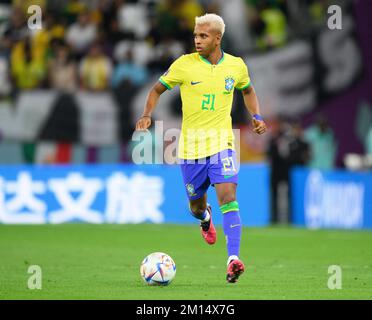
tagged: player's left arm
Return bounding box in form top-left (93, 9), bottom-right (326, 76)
top-left (241, 85), bottom-right (267, 135)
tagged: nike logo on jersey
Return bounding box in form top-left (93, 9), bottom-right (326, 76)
top-left (191, 81), bottom-right (202, 85)
top-left (230, 224), bottom-right (241, 228)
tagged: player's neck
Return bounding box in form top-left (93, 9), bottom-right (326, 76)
top-left (202, 48), bottom-right (223, 65)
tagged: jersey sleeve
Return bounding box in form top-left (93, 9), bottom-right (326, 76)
top-left (158, 56), bottom-right (185, 90)
top-left (235, 58), bottom-right (251, 90)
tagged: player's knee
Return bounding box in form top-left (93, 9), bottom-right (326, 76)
top-left (220, 195), bottom-right (236, 206)
top-left (189, 202), bottom-right (207, 215)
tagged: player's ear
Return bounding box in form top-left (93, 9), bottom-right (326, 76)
top-left (216, 32), bottom-right (222, 45)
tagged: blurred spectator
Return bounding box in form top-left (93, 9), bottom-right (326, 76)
top-left (79, 43), bottom-right (112, 91)
top-left (287, 120), bottom-right (310, 222)
top-left (98, 0), bottom-right (120, 34)
top-left (32, 13), bottom-right (65, 64)
top-left (308, 0), bottom-right (328, 26)
top-left (108, 18), bottom-right (132, 47)
top-left (65, 11), bottom-right (97, 58)
top-left (366, 125), bottom-right (372, 155)
top-left (117, 0), bottom-right (149, 39)
top-left (0, 30), bottom-right (12, 60)
top-left (147, 16), bottom-right (164, 46)
top-left (304, 114), bottom-right (337, 170)
top-left (156, 0), bottom-right (203, 36)
top-left (252, 1), bottom-right (288, 50)
top-left (63, 0), bottom-right (88, 24)
top-left (147, 36), bottom-right (185, 73)
top-left (94, 2), bottom-right (135, 58)
top-left (155, 0), bottom-right (180, 37)
top-left (266, 117), bottom-right (292, 223)
top-left (111, 48), bottom-right (149, 88)
top-left (174, 0), bottom-right (204, 31)
top-left (48, 44), bottom-right (78, 92)
top-left (217, 0), bottom-right (251, 53)
top-left (12, 0), bottom-right (46, 15)
top-left (249, 6), bottom-right (266, 44)
top-left (11, 37), bottom-right (46, 89)
top-left (113, 78), bottom-right (137, 143)
top-left (0, 43), bottom-right (11, 97)
top-left (114, 39), bottom-right (152, 67)
top-left (3, 7), bottom-right (28, 44)
top-left (288, 120), bottom-right (311, 167)
top-left (175, 17), bottom-right (195, 52)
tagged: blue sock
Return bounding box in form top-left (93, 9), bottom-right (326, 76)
top-left (221, 202), bottom-right (241, 258)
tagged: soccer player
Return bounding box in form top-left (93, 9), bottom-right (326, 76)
top-left (135, 13), bottom-right (266, 283)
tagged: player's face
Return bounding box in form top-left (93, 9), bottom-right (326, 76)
top-left (194, 24), bottom-right (221, 57)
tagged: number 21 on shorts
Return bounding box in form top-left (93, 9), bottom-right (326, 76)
top-left (222, 156), bottom-right (236, 172)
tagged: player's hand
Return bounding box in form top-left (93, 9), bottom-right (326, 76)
top-left (252, 118), bottom-right (266, 135)
top-left (135, 116), bottom-right (152, 131)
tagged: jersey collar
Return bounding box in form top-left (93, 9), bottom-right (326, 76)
top-left (199, 50), bottom-right (225, 66)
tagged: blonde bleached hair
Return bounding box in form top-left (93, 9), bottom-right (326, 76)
top-left (195, 13), bottom-right (225, 37)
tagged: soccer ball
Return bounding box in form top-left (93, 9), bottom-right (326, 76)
top-left (140, 252), bottom-right (176, 286)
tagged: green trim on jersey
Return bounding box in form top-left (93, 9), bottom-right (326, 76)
top-left (159, 78), bottom-right (172, 90)
top-left (235, 81), bottom-right (251, 91)
top-left (198, 50), bottom-right (225, 65)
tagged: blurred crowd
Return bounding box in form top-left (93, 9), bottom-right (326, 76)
top-left (0, 0), bottom-right (334, 96)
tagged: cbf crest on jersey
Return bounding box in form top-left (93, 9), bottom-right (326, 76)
top-left (186, 184), bottom-right (196, 197)
top-left (224, 76), bottom-right (235, 94)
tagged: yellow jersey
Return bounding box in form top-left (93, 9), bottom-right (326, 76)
top-left (159, 51), bottom-right (251, 160)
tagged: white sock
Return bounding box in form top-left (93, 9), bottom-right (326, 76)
top-left (227, 255), bottom-right (239, 266)
top-left (189, 203), bottom-right (211, 222)
top-left (201, 209), bottom-right (210, 223)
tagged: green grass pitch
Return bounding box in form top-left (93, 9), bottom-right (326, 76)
top-left (0, 224), bottom-right (371, 300)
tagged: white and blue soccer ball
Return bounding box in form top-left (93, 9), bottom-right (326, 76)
top-left (140, 252), bottom-right (176, 286)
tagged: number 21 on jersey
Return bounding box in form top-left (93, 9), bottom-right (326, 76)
top-left (201, 94), bottom-right (215, 111)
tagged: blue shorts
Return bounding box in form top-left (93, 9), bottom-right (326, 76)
top-left (180, 149), bottom-right (239, 200)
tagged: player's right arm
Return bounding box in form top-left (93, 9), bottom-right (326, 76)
top-left (135, 82), bottom-right (167, 131)
top-left (135, 56), bottom-right (184, 131)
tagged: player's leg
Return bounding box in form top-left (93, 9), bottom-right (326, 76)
top-left (189, 193), bottom-right (216, 245)
top-left (215, 182), bottom-right (245, 283)
top-left (209, 149), bottom-right (244, 282)
top-left (189, 193), bottom-right (208, 218)
top-left (215, 182), bottom-right (242, 261)
top-left (180, 159), bottom-right (216, 244)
